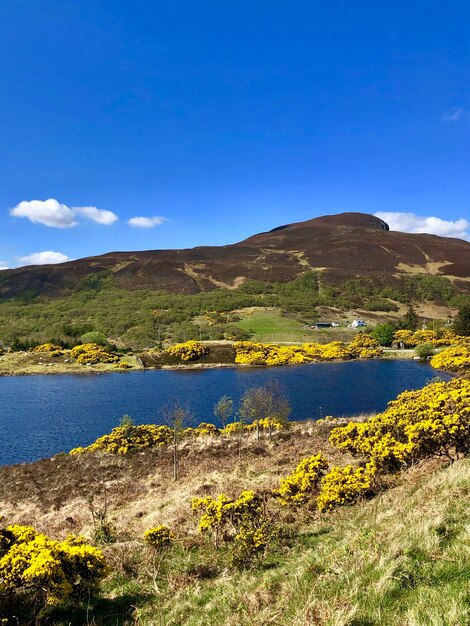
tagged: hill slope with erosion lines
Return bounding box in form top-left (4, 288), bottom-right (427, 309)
top-left (1, 212), bottom-right (469, 301)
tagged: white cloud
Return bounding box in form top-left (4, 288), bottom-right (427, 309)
top-left (128, 216), bottom-right (167, 229)
top-left (15, 251), bottom-right (70, 266)
top-left (0, 261), bottom-right (9, 271)
top-left (75, 206), bottom-right (118, 225)
top-left (442, 108), bottom-right (463, 122)
top-left (10, 198), bottom-right (118, 228)
top-left (11, 199), bottom-right (77, 228)
top-left (374, 212), bottom-right (470, 241)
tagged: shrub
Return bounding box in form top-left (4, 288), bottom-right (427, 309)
top-left (30, 343), bottom-right (65, 356)
top-left (233, 339), bottom-right (382, 366)
top-left (114, 360), bottom-right (132, 369)
top-left (231, 518), bottom-right (275, 568)
top-left (430, 345), bottom-right (470, 372)
top-left (276, 453), bottom-right (329, 507)
top-left (80, 331), bottom-right (108, 346)
top-left (317, 462), bottom-right (376, 511)
top-left (348, 332), bottom-right (380, 350)
top-left (70, 423), bottom-right (172, 455)
top-left (190, 422), bottom-right (220, 437)
top-left (246, 417), bottom-right (286, 433)
top-left (70, 343), bottom-right (118, 365)
top-left (167, 341), bottom-right (208, 361)
top-left (329, 378), bottom-right (470, 469)
top-left (394, 329), bottom-right (416, 348)
top-left (221, 421), bottom-right (247, 435)
top-left (0, 524), bottom-right (107, 615)
top-left (394, 329), bottom-right (459, 349)
top-left (192, 490), bottom-right (273, 567)
top-left (143, 526), bottom-right (175, 549)
top-left (414, 343), bottom-right (435, 360)
top-left (372, 323), bottom-right (395, 347)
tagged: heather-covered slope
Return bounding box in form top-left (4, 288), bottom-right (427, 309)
top-left (1, 212), bottom-right (469, 300)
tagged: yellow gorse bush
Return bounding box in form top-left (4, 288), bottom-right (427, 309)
top-left (143, 525), bottom-right (175, 549)
top-left (218, 418), bottom-right (288, 436)
top-left (430, 345), bottom-right (470, 372)
top-left (276, 452), bottom-right (329, 507)
top-left (192, 490), bottom-right (262, 537)
top-left (31, 343), bottom-right (63, 353)
top-left (115, 360), bottom-right (132, 369)
top-left (184, 422), bottom-right (220, 437)
top-left (232, 517), bottom-right (275, 567)
top-left (31, 343), bottom-right (65, 356)
top-left (329, 378), bottom-right (470, 470)
top-left (69, 423), bottom-right (173, 455)
top-left (394, 329), bottom-right (464, 348)
top-left (69, 420), bottom-right (239, 455)
top-left (246, 417), bottom-right (285, 432)
top-left (192, 490), bottom-right (272, 565)
top-left (167, 341), bottom-right (208, 361)
top-left (70, 343), bottom-right (119, 364)
top-left (347, 333), bottom-right (383, 358)
top-left (0, 524), bottom-right (107, 607)
top-left (221, 421), bottom-right (246, 435)
top-left (233, 337), bottom-right (382, 367)
top-left (317, 462), bottom-right (376, 511)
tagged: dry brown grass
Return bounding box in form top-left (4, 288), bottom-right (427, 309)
top-left (0, 422), bottom-right (352, 540)
top-left (1, 422), bottom-right (468, 625)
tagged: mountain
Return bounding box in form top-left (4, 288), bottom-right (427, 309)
top-left (1, 212), bottom-right (469, 301)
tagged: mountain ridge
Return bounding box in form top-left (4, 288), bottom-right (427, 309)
top-left (1, 212), bottom-right (469, 301)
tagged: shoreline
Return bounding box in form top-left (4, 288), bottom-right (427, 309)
top-left (0, 348), bottom-right (419, 378)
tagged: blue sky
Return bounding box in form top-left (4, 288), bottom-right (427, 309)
top-left (0, 1), bottom-right (469, 269)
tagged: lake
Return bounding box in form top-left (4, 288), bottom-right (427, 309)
top-left (0, 360), bottom-right (450, 466)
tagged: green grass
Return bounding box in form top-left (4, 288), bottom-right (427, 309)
top-left (137, 460), bottom-right (470, 626)
top-left (234, 308), bottom-right (358, 344)
top-left (233, 308), bottom-right (312, 342)
top-left (46, 459), bottom-right (470, 626)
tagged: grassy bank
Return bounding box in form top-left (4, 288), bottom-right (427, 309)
top-left (0, 418), bottom-right (468, 625)
top-left (0, 350), bottom-right (143, 376)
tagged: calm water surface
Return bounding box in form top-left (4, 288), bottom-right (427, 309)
top-left (0, 360), bottom-right (450, 466)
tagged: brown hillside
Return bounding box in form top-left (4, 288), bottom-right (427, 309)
top-left (0, 212), bottom-right (469, 299)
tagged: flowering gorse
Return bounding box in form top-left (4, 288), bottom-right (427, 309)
top-left (70, 423), bottom-right (173, 454)
top-left (143, 525), bottom-right (175, 549)
top-left (70, 343), bottom-right (118, 364)
top-left (394, 329), bottom-right (465, 348)
top-left (167, 341), bottom-right (208, 361)
top-left (0, 524), bottom-right (107, 610)
top-left (183, 422), bottom-right (220, 437)
top-left (329, 378), bottom-right (470, 470)
top-left (276, 453), bottom-right (329, 507)
top-left (317, 462), bottom-right (376, 511)
top-left (233, 337), bottom-right (382, 367)
top-left (31, 343), bottom-right (65, 356)
top-left (430, 345), bottom-right (470, 372)
top-left (191, 490), bottom-right (273, 565)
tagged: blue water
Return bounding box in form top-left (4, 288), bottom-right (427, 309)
top-left (0, 360), bottom-right (450, 466)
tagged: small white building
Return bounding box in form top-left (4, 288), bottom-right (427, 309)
top-left (351, 319), bottom-right (367, 328)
